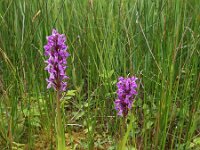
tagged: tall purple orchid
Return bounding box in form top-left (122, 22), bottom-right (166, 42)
top-left (44, 29), bottom-right (69, 92)
top-left (44, 29), bottom-right (69, 150)
top-left (114, 76), bottom-right (138, 117)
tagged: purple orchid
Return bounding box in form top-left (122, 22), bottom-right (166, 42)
top-left (44, 29), bottom-right (69, 91)
top-left (114, 76), bottom-right (138, 117)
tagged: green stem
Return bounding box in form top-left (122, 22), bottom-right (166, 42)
top-left (121, 114), bottom-right (134, 150)
top-left (118, 117), bottom-right (126, 150)
top-left (56, 91), bottom-right (66, 150)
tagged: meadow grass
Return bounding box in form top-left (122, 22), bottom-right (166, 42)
top-left (0, 0), bottom-right (199, 149)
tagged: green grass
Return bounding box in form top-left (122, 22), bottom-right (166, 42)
top-left (0, 0), bottom-right (199, 149)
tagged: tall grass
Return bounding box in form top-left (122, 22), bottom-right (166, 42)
top-left (0, 0), bottom-right (199, 149)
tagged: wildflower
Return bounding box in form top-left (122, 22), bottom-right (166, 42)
top-left (44, 29), bottom-right (69, 91)
top-left (114, 76), bottom-right (138, 117)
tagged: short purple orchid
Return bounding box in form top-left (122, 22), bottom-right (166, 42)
top-left (114, 76), bottom-right (138, 117)
top-left (44, 29), bottom-right (69, 92)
